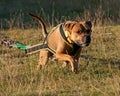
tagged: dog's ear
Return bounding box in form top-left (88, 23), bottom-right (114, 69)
top-left (64, 21), bottom-right (77, 33)
top-left (80, 21), bottom-right (92, 30)
top-left (85, 21), bottom-right (92, 29)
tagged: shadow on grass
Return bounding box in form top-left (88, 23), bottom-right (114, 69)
top-left (81, 55), bottom-right (120, 66)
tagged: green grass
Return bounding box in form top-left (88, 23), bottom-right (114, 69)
top-left (0, 25), bottom-right (120, 96)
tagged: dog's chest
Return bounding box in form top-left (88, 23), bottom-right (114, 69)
top-left (64, 44), bottom-right (80, 56)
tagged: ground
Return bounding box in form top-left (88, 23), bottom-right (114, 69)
top-left (0, 25), bottom-right (120, 96)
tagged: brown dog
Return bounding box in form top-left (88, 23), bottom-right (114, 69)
top-left (29, 13), bottom-right (92, 73)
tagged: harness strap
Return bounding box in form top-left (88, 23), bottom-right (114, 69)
top-left (59, 24), bottom-right (73, 47)
top-left (25, 43), bottom-right (55, 55)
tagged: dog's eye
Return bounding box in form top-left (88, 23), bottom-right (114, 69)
top-left (77, 30), bottom-right (82, 34)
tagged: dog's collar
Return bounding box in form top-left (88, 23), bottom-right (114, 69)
top-left (59, 24), bottom-right (74, 46)
top-left (64, 30), bottom-right (73, 44)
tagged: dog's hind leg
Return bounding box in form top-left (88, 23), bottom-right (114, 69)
top-left (36, 50), bottom-right (52, 70)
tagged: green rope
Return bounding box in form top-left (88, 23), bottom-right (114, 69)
top-left (14, 43), bottom-right (30, 50)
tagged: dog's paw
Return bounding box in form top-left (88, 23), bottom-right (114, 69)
top-left (71, 61), bottom-right (78, 74)
top-left (62, 61), bottom-right (69, 68)
top-left (36, 65), bottom-right (42, 71)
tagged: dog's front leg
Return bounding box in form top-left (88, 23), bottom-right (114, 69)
top-left (55, 52), bottom-right (77, 73)
top-left (73, 48), bottom-right (82, 73)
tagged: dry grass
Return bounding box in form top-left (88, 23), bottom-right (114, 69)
top-left (0, 1), bottom-right (120, 96)
top-left (0, 25), bottom-right (120, 96)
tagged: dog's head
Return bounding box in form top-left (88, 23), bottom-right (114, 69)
top-left (64, 21), bottom-right (92, 46)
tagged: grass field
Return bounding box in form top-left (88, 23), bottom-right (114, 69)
top-left (0, 25), bottom-right (120, 96)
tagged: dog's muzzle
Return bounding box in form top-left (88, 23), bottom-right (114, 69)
top-left (80, 36), bottom-right (91, 46)
top-left (85, 36), bottom-right (91, 46)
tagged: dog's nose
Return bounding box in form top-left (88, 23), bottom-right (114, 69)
top-left (86, 36), bottom-right (91, 43)
top-left (86, 36), bottom-right (91, 41)
top-left (83, 36), bottom-right (91, 44)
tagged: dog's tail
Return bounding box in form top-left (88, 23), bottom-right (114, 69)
top-left (29, 13), bottom-right (47, 38)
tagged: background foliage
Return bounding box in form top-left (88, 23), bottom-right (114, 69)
top-left (0, 0), bottom-right (120, 28)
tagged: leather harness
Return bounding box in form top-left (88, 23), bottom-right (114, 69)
top-left (25, 23), bottom-right (80, 55)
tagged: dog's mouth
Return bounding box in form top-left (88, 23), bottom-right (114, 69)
top-left (80, 43), bottom-right (90, 46)
top-left (76, 42), bottom-right (90, 47)
top-left (75, 36), bottom-right (91, 47)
